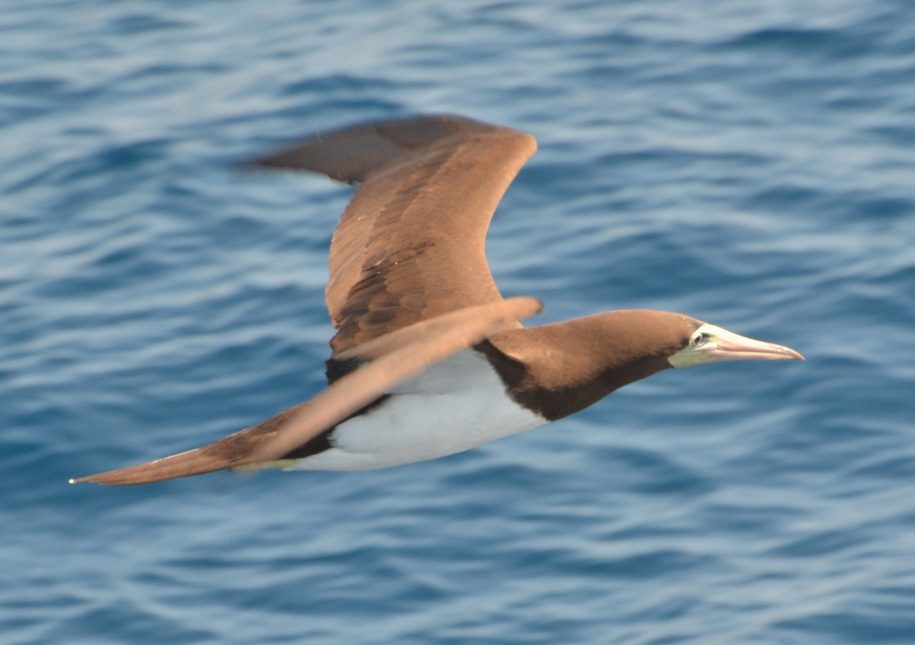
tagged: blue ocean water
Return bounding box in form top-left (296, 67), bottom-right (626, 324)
top-left (3, 0), bottom-right (915, 642)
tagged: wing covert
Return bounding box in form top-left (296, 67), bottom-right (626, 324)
top-left (253, 115), bottom-right (537, 354)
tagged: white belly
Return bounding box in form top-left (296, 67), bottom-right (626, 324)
top-left (288, 350), bottom-right (546, 471)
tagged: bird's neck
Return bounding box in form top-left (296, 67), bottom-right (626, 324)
top-left (480, 313), bottom-right (673, 421)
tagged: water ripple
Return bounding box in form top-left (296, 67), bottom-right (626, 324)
top-left (3, 0), bottom-right (915, 643)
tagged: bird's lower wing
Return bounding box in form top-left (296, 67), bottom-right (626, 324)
top-left (70, 297), bottom-right (543, 485)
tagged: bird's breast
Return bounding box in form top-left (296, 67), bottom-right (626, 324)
top-left (288, 350), bottom-right (546, 471)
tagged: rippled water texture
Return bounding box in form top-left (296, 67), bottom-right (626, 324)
top-left (3, 1), bottom-right (915, 643)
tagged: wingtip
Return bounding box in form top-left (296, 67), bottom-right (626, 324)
top-left (530, 296), bottom-right (545, 316)
top-left (505, 295), bottom-right (545, 319)
top-left (69, 474), bottom-right (100, 485)
top-left (66, 446), bottom-right (237, 486)
top-left (67, 470), bottom-right (132, 486)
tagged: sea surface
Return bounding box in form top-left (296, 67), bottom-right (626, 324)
top-left (3, 1), bottom-right (915, 643)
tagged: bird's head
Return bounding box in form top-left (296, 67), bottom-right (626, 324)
top-left (583, 310), bottom-right (804, 412)
top-left (486, 309), bottom-right (803, 421)
top-left (564, 309), bottom-right (804, 371)
top-left (666, 319), bottom-right (804, 368)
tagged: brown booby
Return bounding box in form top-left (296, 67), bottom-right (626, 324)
top-left (71, 115), bottom-right (802, 485)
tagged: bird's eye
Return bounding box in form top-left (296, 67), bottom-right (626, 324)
top-left (693, 332), bottom-right (709, 345)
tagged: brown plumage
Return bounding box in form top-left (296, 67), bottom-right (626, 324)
top-left (71, 115), bottom-right (802, 486)
top-left (72, 297), bottom-right (543, 485)
top-left (256, 115), bottom-right (536, 354)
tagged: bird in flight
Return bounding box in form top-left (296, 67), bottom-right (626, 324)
top-left (71, 115), bottom-right (802, 485)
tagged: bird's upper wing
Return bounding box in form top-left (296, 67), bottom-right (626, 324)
top-left (253, 115), bottom-right (537, 354)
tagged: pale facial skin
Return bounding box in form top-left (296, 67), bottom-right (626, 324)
top-left (668, 323), bottom-right (804, 368)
